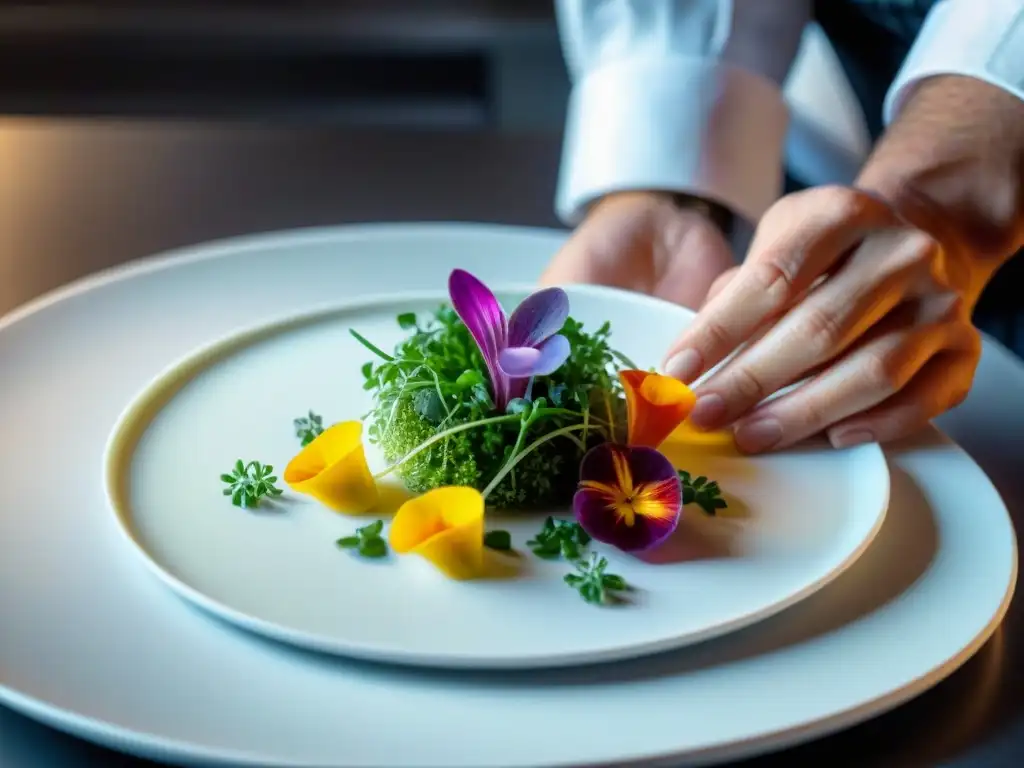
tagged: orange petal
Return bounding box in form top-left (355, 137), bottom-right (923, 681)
top-left (619, 369), bottom-right (697, 449)
top-left (284, 421), bottom-right (378, 513)
top-left (388, 487), bottom-right (485, 580)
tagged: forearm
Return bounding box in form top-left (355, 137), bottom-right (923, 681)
top-left (858, 0), bottom-right (1024, 275)
top-left (858, 75), bottom-right (1024, 270)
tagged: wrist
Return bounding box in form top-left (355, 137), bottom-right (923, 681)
top-left (589, 191), bottom-right (734, 241)
top-left (858, 76), bottom-right (1024, 268)
top-left (668, 193), bottom-right (735, 241)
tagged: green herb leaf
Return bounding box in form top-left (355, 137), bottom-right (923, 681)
top-left (601, 574), bottom-right (628, 591)
top-left (455, 370), bottom-right (485, 390)
top-left (337, 520), bottom-right (389, 559)
top-left (221, 459), bottom-right (284, 509)
top-left (579, 581), bottom-right (603, 605)
top-left (483, 530), bottom-right (512, 551)
top-left (397, 312), bottom-right (418, 330)
top-left (559, 538), bottom-right (580, 560)
top-left (359, 538), bottom-right (388, 558)
top-left (527, 517), bottom-right (591, 560)
top-left (294, 411), bottom-right (326, 446)
top-left (564, 552), bottom-right (628, 605)
top-left (678, 470), bottom-right (728, 516)
top-left (349, 328), bottom-right (395, 361)
top-left (412, 388), bottom-right (446, 424)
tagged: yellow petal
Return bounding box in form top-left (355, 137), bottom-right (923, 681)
top-left (389, 486), bottom-right (485, 580)
top-left (670, 420), bottom-right (736, 448)
top-left (284, 421), bottom-right (378, 513)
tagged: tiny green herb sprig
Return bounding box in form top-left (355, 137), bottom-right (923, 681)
top-left (526, 516), bottom-right (592, 560)
top-left (679, 471), bottom-right (728, 516)
top-left (220, 460), bottom-right (284, 508)
top-left (294, 411), bottom-right (325, 446)
top-left (336, 520), bottom-right (389, 558)
top-left (525, 517), bottom-right (629, 606)
top-left (564, 552), bottom-right (628, 605)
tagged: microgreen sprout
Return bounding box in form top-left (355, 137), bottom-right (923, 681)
top-left (526, 516), bottom-right (592, 560)
top-left (220, 460), bottom-right (284, 508)
top-left (336, 520), bottom-right (389, 559)
top-left (294, 410), bottom-right (325, 446)
top-left (679, 471), bottom-right (728, 516)
top-left (564, 552), bottom-right (629, 605)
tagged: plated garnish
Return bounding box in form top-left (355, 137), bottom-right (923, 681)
top-left (353, 269), bottom-right (632, 509)
top-left (220, 460), bottom-right (283, 508)
top-left (294, 411), bottom-right (325, 446)
top-left (565, 553), bottom-right (629, 605)
top-left (336, 520), bottom-right (389, 559)
top-left (222, 268), bottom-right (732, 605)
top-left (526, 516), bottom-right (592, 560)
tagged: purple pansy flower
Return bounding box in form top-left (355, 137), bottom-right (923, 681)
top-left (573, 443), bottom-right (682, 552)
top-left (448, 269), bottom-right (571, 411)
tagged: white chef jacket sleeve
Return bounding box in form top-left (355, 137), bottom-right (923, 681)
top-left (885, 0), bottom-right (1024, 125)
top-left (554, 0), bottom-right (811, 228)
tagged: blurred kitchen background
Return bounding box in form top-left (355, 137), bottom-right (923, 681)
top-left (0, 1), bottom-right (569, 129)
top-left (0, 0), bottom-right (1019, 353)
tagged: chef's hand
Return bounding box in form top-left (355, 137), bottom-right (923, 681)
top-left (663, 185), bottom-right (986, 454)
top-left (540, 191), bottom-right (735, 310)
top-left (663, 75), bottom-right (1024, 454)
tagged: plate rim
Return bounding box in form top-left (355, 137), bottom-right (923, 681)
top-left (102, 282), bottom-right (890, 669)
top-left (0, 223), bottom-right (568, 333)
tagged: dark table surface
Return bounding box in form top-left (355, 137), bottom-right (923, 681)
top-left (1, 118), bottom-right (1023, 767)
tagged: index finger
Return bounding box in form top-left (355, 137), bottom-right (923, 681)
top-left (661, 186), bottom-right (899, 383)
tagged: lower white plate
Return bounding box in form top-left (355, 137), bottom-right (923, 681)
top-left (0, 224), bottom-right (1016, 766)
top-left (105, 285), bottom-right (888, 669)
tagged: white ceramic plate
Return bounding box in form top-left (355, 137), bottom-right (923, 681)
top-left (104, 285), bottom-right (888, 669)
top-left (0, 224), bottom-right (1016, 766)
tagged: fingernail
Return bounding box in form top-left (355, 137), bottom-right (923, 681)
top-left (734, 419), bottom-right (783, 453)
top-left (829, 428), bottom-right (875, 449)
top-left (690, 393), bottom-right (726, 429)
top-left (665, 349), bottom-right (702, 382)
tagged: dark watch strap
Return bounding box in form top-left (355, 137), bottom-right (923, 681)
top-left (670, 192), bottom-right (735, 240)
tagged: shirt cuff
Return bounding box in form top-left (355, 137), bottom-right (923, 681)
top-left (884, 0), bottom-right (1024, 125)
top-left (555, 56), bottom-right (790, 228)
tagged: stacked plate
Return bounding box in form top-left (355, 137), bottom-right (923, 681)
top-left (0, 224), bottom-right (1016, 767)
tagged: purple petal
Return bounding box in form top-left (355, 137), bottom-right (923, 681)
top-left (507, 377), bottom-right (529, 403)
top-left (498, 335), bottom-right (570, 378)
top-left (449, 269), bottom-right (510, 406)
top-left (573, 444), bottom-right (681, 552)
top-left (531, 334), bottom-right (571, 375)
top-left (507, 287), bottom-right (570, 348)
top-left (497, 346), bottom-right (541, 378)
